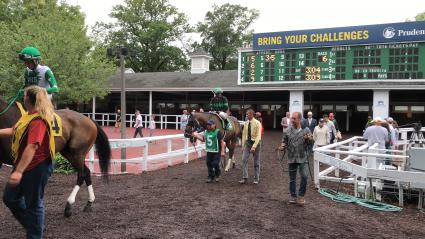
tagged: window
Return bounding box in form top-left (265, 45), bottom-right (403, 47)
top-left (260, 105), bottom-right (269, 110)
top-left (356, 106), bottom-right (369, 112)
top-left (394, 106), bottom-right (408, 112)
top-left (336, 105), bottom-right (347, 111)
top-left (179, 104), bottom-right (188, 109)
top-left (303, 105), bottom-right (312, 110)
top-left (230, 105), bottom-right (241, 110)
top-left (157, 103), bottom-right (166, 109)
top-left (166, 103), bottom-right (175, 109)
top-left (243, 105), bottom-right (252, 109)
top-left (321, 105), bottom-right (333, 111)
top-left (411, 106), bottom-right (425, 112)
top-left (271, 105), bottom-right (282, 110)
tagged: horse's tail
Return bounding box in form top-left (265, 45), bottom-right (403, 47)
top-left (93, 121), bottom-right (111, 179)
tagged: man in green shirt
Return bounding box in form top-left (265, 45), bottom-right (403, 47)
top-left (193, 119), bottom-right (225, 183)
top-left (18, 46), bottom-right (59, 99)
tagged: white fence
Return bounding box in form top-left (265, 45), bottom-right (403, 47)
top-left (85, 134), bottom-right (205, 175)
top-left (82, 113), bottom-right (183, 130)
top-left (314, 127), bottom-right (425, 208)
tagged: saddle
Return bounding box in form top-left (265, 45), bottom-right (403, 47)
top-left (211, 112), bottom-right (233, 131)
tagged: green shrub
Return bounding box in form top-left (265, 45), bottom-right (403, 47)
top-left (53, 154), bottom-right (75, 174)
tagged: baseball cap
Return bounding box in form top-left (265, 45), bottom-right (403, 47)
top-left (207, 119), bottom-right (215, 125)
top-left (319, 118), bottom-right (325, 122)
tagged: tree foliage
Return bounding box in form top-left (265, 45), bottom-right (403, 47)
top-left (93, 0), bottom-right (190, 72)
top-left (196, 4), bottom-right (259, 70)
top-left (415, 11), bottom-right (425, 21)
top-left (0, 0), bottom-right (115, 104)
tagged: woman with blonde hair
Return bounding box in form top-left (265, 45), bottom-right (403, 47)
top-left (0, 85), bottom-right (55, 239)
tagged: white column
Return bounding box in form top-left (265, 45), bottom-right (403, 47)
top-left (372, 90), bottom-right (389, 119)
top-left (92, 96), bottom-right (96, 120)
top-left (289, 91), bottom-right (304, 115)
top-left (149, 91), bottom-right (153, 116)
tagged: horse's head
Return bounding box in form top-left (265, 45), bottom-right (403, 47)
top-left (184, 114), bottom-right (200, 143)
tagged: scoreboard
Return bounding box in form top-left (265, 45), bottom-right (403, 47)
top-left (239, 22), bottom-right (425, 84)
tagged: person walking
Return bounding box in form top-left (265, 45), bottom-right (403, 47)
top-left (239, 109), bottom-right (262, 184)
top-left (192, 120), bottom-right (225, 183)
top-left (148, 115), bottom-right (156, 137)
top-left (313, 118), bottom-right (330, 148)
top-left (329, 113), bottom-right (341, 141)
top-left (323, 114), bottom-right (337, 144)
top-left (133, 110), bottom-right (143, 138)
top-left (114, 108), bottom-right (121, 132)
top-left (302, 111), bottom-right (317, 133)
top-left (281, 111), bottom-right (291, 133)
top-left (0, 86), bottom-right (55, 239)
top-left (279, 112), bottom-right (313, 206)
top-left (181, 110), bottom-right (188, 130)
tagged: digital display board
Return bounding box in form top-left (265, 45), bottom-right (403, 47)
top-left (239, 22), bottom-right (425, 84)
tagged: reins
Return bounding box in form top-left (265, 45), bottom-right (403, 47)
top-left (0, 90), bottom-right (21, 116)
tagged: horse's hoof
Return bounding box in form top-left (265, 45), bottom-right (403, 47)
top-left (83, 201), bottom-right (93, 212)
top-left (232, 162), bottom-right (236, 169)
top-left (64, 202), bottom-right (72, 218)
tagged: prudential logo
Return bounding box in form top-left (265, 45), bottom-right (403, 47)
top-left (383, 27), bottom-right (396, 39)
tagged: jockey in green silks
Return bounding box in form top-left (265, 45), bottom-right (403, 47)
top-left (18, 47), bottom-right (59, 99)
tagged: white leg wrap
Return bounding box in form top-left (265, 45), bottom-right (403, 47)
top-left (225, 158), bottom-right (232, 172)
top-left (67, 185), bottom-right (80, 204)
top-left (88, 185), bottom-right (95, 202)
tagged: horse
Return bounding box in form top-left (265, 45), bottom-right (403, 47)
top-left (184, 112), bottom-right (241, 171)
top-left (0, 96), bottom-right (111, 217)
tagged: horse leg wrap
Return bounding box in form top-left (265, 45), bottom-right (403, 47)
top-left (225, 158), bottom-right (232, 172)
top-left (88, 185), bottom-right (95, 202)
top-left (67, 185), bottom-right (80, 204)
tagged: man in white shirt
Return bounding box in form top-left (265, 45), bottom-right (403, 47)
top-left (363, 117), bottom-right (389, 150)
top-left (313, 118), bottom-right (329, 147)
top-left (281, 112), bottom-right (291, 133)
top-left (133, 110), bottom-right (144, 138)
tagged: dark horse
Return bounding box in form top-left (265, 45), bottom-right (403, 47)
top-left (184, 112), bottom-right (241, 171)
top-left (0, 96), bottom-right (111, 217)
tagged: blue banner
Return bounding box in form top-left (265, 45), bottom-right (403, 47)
top-left (253, 22), bottom-right (425, 50)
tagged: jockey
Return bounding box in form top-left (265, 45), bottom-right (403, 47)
top-left (18, 46), bottom-right (59, 99)
top-left (209, 87), bottom-right (230, 129)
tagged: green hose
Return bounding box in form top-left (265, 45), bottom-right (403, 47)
top-left (318, 188), bottom-right (402, 212)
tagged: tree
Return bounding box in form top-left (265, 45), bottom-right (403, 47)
top-left (93, 0), bottom-right (190, 72)
top-left (415, 11), bottom-right (425, 21)
top-left (0, 0), bottom-right (115, 104)
top-left (196, 4), bottom-right (259, 70)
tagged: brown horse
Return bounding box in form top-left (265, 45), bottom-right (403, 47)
top-left (0, 96), bottom-right (111, 217)
top-left (184, 112), bottom-right (241, 171)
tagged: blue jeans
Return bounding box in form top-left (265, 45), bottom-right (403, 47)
top-left (289, 162), bottom-right (309, 197)
top-left (206, 153), bottom-right (221, 179)
top-left (3, 160), bottom-right (53, 239)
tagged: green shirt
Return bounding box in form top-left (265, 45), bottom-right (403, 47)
top-left (204, 129), bottom-right (223, 153)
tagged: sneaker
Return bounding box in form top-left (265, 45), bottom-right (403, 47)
top-left (297, 197), bottom-right (305, 206)
top-left (253, 179), bottom-right (259, 184)
top-left (288, 197), bottom-right (297, 204)
top-left (206, 178), bottom-right (213, 183)
top-left (238, 179), bottom-right (247, 184)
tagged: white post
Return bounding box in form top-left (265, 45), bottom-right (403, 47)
top-left (273, 106), bottom-right (277, 129)
top-left (372, 90), bottom-right (389, 119)
top-left (175, 116), bottom-right (179, 130)
top-left (92, 96), bottom-right (96, 120)
top-left (184, 138), bottom-right (189, 163)
top-left (167, 139), bottom-right (172, 166)
top-left (89, 147), bottom-right (95, 172)
top-left (314, 152), bottom-right (320, 188)
top-left (149, 91), bottom-right (152, 116)
top-left (289, 91), bottom-right (304, 115)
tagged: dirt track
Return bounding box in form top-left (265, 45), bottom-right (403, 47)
top-left (1, 131), bottom-right (424, 239)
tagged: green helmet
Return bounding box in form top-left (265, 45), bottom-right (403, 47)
top-left (18, 47), bottom-right (41, 61)
top-left (212, 87), bottom-right (223, 94)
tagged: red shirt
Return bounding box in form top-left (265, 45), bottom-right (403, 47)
top-left (18, 118), bottom-right (51, 171)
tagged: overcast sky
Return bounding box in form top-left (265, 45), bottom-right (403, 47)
top-left (65, 0), bottom-right (423, 33)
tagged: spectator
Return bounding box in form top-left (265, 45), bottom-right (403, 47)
top-left (239, 109), bottom-right (262, 185)
top-left (302, 111), bottom-right (317, 133)
top-left (381, 121), bottom-right (392, 150)
top-left (199, 108), bottom-right (204, 113)
top-left (365, 115), bottom-right (373, 129)
top-left (387, 117), bottom-right (398, 149)
top-left (181, 110), bottom-right (188, 130)
top-left (313, 118), bottom-right (330, 148)
top-left (115, 109), bottom-right (121, 131)
top-left (149, 115), bottom-right (156, 137)
top-left (133, 110), bottom-right (143, 138)
top-left (363, 117), bottom-right (389, 150)
top-left (323, 114), bottom-right (337, 143)
top-left (279, 112), bottom-right (313, 206)
top-left (281, 112), bottom-right (291, 133)
top-left (329, 113), bottom-right (341, 141)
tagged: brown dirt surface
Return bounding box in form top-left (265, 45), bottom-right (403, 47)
top-left (1, 131), bottom-right (424, 239)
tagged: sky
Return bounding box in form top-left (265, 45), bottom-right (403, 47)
top-left (65, 0), bottom-right (424, 33)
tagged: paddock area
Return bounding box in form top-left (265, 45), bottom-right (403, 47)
top-left (1, 131), bottom-right (424, 239)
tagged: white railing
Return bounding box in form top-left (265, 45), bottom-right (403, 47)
top-left (313, 132), bottom-right (425, 208)
top-left (85, 134), bottom-right (205, 175)
top-left (82, 113), bottom-right (183, 130)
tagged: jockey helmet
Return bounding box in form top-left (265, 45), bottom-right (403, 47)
top-left (18, 47), bottom-right (41, 61)
top-left (212, 87), bottom-right (223, 94)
